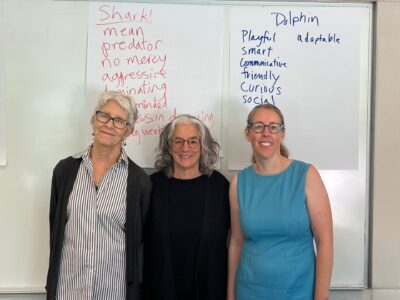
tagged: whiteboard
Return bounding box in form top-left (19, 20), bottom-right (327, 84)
top-left (0, 0), bottom-right (371, 292)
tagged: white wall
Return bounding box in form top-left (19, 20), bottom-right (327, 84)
top-left (371, 1), bottom-right (400, 299)
top-left (0, 0), bottom-right (87, 293)
top-left (1, 0), bottom-right (400, 299)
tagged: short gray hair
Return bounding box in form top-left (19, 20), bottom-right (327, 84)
top-left (154, 114), bottom-right (221, 177)
top-left (93, 91), bottom-right (138, 128)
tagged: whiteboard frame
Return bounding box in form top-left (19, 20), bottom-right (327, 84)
top-left (0, 0), bottom-right (6, 166)
top-left (84, 0), bottom-right (374, 290)
top-left (0, 0), bottom-right (373, 293)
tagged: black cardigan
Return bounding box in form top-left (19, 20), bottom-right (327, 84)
top-left (46, 156), bottom-right (151, 300)
top-left (143, 170), bottom-right (230, 300)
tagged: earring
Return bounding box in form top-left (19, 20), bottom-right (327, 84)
top-left (123, 141), bottom-right (127, 146)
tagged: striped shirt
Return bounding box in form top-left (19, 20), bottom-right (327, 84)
top-left (56, 146), bottom-right (128, 300)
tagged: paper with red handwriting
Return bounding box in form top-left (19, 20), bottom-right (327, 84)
top-left (87, 2), bottom-right (224, 167)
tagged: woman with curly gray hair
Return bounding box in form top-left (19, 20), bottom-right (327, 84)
top-left (144, 114), bottom-right (230, 300)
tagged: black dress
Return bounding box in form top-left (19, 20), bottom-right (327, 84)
top-left (143, 170), bottom-right (230, 300)
top-left (168, 175), bottom-right (206, 299)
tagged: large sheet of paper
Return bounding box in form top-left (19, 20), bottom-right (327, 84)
top-left (229, 5), bottom-right (371, 170)
top-left (87, 2), bottom-right (224, 167)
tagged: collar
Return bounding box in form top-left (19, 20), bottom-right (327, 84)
top-left (73, 145), bottom-right (129, 165)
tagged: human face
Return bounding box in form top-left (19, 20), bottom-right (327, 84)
top-left (171, 123), bottom-right (201, 176)
top-left (92, 100), bottom-right (133, 149)
top-left (246, 108), bottom-right (285, 159)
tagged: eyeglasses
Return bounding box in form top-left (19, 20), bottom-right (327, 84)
top-left (171, 137), bottom-right (200, 149)
top-left (248, 122), bottom-right (284, 134)
top-left (95, 111), bottom-right (130, 129)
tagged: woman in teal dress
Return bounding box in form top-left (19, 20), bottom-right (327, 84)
top-left (227, 104), bottom-right (333, 300)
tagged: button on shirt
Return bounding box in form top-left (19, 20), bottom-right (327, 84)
top-left (56, 147), bottom-right (128, 300)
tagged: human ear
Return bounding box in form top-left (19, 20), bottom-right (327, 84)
top-left (125, 127), bottom-right (134, 139)
top-left (245, 129), bottom-right (252, 142)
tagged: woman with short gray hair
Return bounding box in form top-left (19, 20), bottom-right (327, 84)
top-left (46, 90), bottom-right (151, 300)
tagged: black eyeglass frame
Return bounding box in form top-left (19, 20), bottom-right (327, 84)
top-left (247, 122), bottom-right (285, 134)
top-left (95, 111), bottom-right (130, 129)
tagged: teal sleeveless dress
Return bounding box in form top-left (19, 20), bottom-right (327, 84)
top-left (236, 160), bottom-right (315, 300)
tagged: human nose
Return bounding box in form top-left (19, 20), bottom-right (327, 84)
top-left (104, 117), bottom-right (115, 127)
top-left (261, 125), bottom-right (272, 135)
top-left (181, 140), bottom-right (190, 149)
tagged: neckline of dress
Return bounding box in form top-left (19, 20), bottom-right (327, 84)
top-left (251, 159), bottom-right (295, 177)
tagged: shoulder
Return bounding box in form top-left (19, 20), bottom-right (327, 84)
top-left (230, 172), bottom-right (238, 184)
top-left (127, 158), bottom-right (151, 188)
top-left (289, 159), bottom-right (312, 176)
top-left (302, 163), bottom-right (327, 198)
top-left (291, 159), bottom-right (319, 179)
top-left (291, 159), bottom-right (310, 168)
top-left (229, 173), bottom-right (239, 206)
top-left (53, 156), bottom-right (81, 176)
top-left (305, 164), bottom-right (323, 184)
top-left (207, 170), bottom-right (229, 194)
top-left (235, 165), bottom-right (253, 184)
top-left (228, 172), bottom-right (239, 194)
top-left (209, 170), bottom-right (229, 185)
top-left (150, 170), bottom-right (168, 184)
top-left (238, 165), bottom-right (252, 176)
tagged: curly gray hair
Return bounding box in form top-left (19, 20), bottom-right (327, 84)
top-left (154, 114), bottom-right (221, 177)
